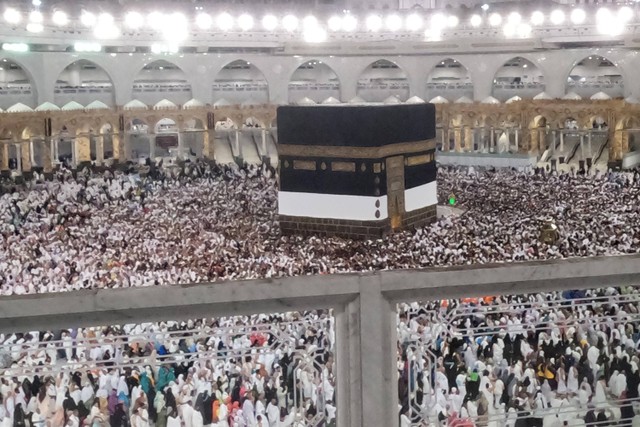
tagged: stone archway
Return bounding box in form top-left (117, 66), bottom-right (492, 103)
top-left (288, 60), bottom-right (340, 104)
top-left (357, 59), bottom-right (409, 102)
top-left (566, 55), bottom-right (623, 99)
top-left (426, 58), bottom-right (472, 102)
top-left (0, 58), bottom-right (37, 109)
top-left (54, 59), bottom-right (115, 107)
top-left (492, 57), bottom-right (544, 101)
top-left (213, 60), bottom-right (269, 105)
top-left (133, 60), bottom-right (193, 105)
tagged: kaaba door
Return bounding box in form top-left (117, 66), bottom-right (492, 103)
top-left (386, 156), bottom-right (405, 230)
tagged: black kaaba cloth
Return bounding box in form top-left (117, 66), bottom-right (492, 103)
top-left (277, 104), bottom-right (436, 147)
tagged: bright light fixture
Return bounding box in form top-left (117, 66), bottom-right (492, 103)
top-left (94, 24), bottom-right (119, 39)
top-left (489, 13), bottom-right (502, 26)
top-left (26, 23), bottom-right (43, 33)
top-left (237, 14), bottom-right (254, 31)
top-left (618, 6), bottom-right (633, 22)
top-left (470, 14), bottom-right (482, 27)
top-left (147, 12), bottom-right (165, 30)
top-left (163, 12), bottom-right (188, 41)
top-left (303, 15), bottom-right (318, 28)
top-left (570, 9), bottom-right (586, 24)
top-left (424, 28), bottom-right (441, 41)
top-left (430, 13), bottom-right (445, 30)
top-left (125, 11), bottom-right (144, 29)
top-left (550, 10), bottom-right (565, 25)
top-left (282, 14), bottom-right (298, 32)
top-left (151, 43), bottom-right (179, 54)
top-left (303, 26), bottom-right (327, 43)
top-left (406, 13), bottom-right (423, 31)
top-left (2, 43), bottom-right (28, 52)
top-left (98, 13), bottom-right (114, 24)
top-left (366, 14), bottom-right (382, 31)
top-left (217, 12), bottom-right (233, 31)
top-left (447, 15), bottom-right (459, 28)
top-left (507, 12), bottom-right (521, 24)
top-left (481, 4), bottom-right (489, 12)
top-left (262, 14), bottom-right (278, 31)
top-left (596, 7), bottom-right (611, 21)
top-left (597, 8), bottom-right (622, 36)
top-left (517, 23), bottom-right (532, 38)
top-left (52, 11), bottom-right (68, 26)
top-left (342, 14), bottom-right (357, 32)
top-left (530, 11), bottom-right (544, 25)
top-left (328, 15), bottom-right (342, 32)
top-left (74, 42), bottom-right (102, 52)
top-left (503, 23), bottom-right (516, 37)
top-left (385, 14), bottom-right (402, 32)
top-left (196, 13), bottom-right (212, 30)
top-left (29, 11), bottom-right (43, 23)
top-left (80, 11), bottom-right (96, 27)
top-left (4, 8), bottom-right (21, 24)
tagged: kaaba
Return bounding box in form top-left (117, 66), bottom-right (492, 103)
top-left (277, 103), bottom-right (437, 239)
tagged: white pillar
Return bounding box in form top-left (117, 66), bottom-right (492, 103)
top-left (29, 140), bottom-right (35, 167)
top-left (177, 132), bottom-right (184, 160)
top-left (580, 134), bottom-right (584, 159)
top-left (552, 131), bottom-right (557, 152)
top-left (489, 127), bottom-right (496, 153)
top-left (560, 131), bottom-right (564, 152)
top-left (588, 131), bottom-right (592, 157)
top-left (15, 144), bottom-right (22, 174)
top-left (149, 134), bottom-right (156, 161)
top-left (71, 139), bottom-right (77, 168)
top-left (96, 135), bottom-right (104, 165)
top-left (515, 128), bottom-right (519, 152)
top-left (261, 129), bottom-right (267, 155)
top-left (504, 128), bottom-right (510, 153)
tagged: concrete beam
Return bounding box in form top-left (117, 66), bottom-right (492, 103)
top-left (1, 254), bottom-right (640, 333)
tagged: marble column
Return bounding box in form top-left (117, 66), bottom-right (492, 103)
top-left (21, 141), bottom-right (31, 172)
top-left (203, 129), bottom-right (212, 160)
top-left (515, 128), bottom-right (519, 152)
top-left (552, 131), bottom-right (557, 152)
top-left (96, 135), bottom-right (104, 165)
top-left (149, 134), bottom-right (156, 161)
top-left (560, 131), bottom-right (564, 152)
top-left (588, 131), bottom-right (592, 157)
top-left (177, 132), bottom-right (184, 160)
top-left (490, 127), bottom-right (495, 152)
top-left (336, 280), bottom-right (398, 427)
top-left (43, 138), bottom-right (52, 173)
top-left (15, 144), bottom-right (22, 174)
top-left (1, 143), bottom-right (9, 171)
top-left (453, 128), bottom-right (462, 152)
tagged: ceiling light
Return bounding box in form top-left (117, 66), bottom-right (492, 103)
top-left (32, 0), bottom-right (41, 6)
top-left (303, 15), bottom-right (318, 28)
top-left (406, 13), bottom-right (423, 31)
top-left (2, 43), bottom-right (28, 52)
top-left (618, 6), bottom-right (633, 23)
top-left (52, 11), bottom-right (68, 26)
top-left (503, 23), bottom-right (516, 37)
top-left (80, 11), bottom-right (96, 27)
top-left (163, 13), bottom-right (188, 41)
top-left (29, 11), bottom-right (43, 23)
top-left (328, 15), bottom-right (342, 31)
top-left (550, 10), bottom-right (565, 25)
top-left (366, 15), bottom-right (382, 31)
top-left (386, 14), bottom-right (402, 32)
top-left (26, 23), bottom-right (43, 33)
top-left (342, 14), bottom-right (357, 32)
top-left (282, 14), bottom-right (298, 32)
top-left (424, 28), bottom-right (441, 41)
top-left (147, 12), bottom-right (165, 30)
top-left (517, 23), bottom-right (532, 38)
top-left (98, 13), bottom-right (114, 24)
top-left (489, 13), bottom-right (502, 26)
top-left (237, 14), bottom-right (254, 31)
top-left (596, 7), bottom-right (611, 21)
top-left (217, 12), bottom-right (233, 31)
top-left (530, 11), bottom-right (544, 25)
top-left (303, 26), bottom-right (327, 43)
top-left (570, 9), bottom-right (586, 24)
top-left (447, 15), bottom-right (459, 28)
top-left (4, 8), bottom-right (21, 24)
top-left (481, 4), bottom-right (489, 12)
top-left (507, 12), bottom-right (521, 24)
top-left (196, 13), bottom-right (212, 30)
top-left (470, 14), bottom-right (482, 27)
top-left (125, 11), bottom-right (144, 29)
top-left (262, 14), bottom-right (278, 31)
top-left (74, 42), bottom-right (101, 52)
top-left (94, 24), bottom-right (119, 39)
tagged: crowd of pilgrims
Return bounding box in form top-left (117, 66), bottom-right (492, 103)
top-left (0, 161), bottom-right (639, 296)
top-left (398, 286), bottom-right (640, 427)
top-left (0, 160), bottom-right (639, 427)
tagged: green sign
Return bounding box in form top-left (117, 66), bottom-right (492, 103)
top-left (448, 194), bottom-right (456, 206)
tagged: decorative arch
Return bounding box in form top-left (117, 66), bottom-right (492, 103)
top-left (0, 57), bottom-right (37, 109)
top-left (426, 58), bottom-right (473, 102)
top-left (133, 60), bottom-right (193, 105)
top-left (54, 59), bottom-right (115, 107)
top-left (288, 60), bottom-right (340, 104)
top-left (492, 57), bottom-right (544, 101)
top-left (565, 55), bottom-right (624, 99)
top-left (357, 59), bottom-right (410, 102)
top-left (213, 59), bottom-right (269, 105)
